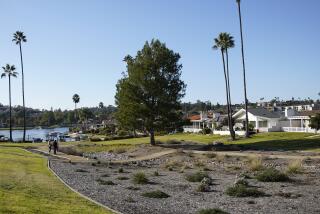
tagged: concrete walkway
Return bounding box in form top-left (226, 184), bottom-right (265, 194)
top-left (30, 144), bottom-right (320, 164)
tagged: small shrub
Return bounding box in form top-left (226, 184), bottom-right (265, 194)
top-left (194, 160), bottom-right (205, 168)
top-left (248, 157), bottom-right (263, 171)
top-left (91, 163), bottom-right (96, 166)
top-left (164, 160), bottom-right (182, 169)
top-left (168, 166), bottom-right (173, 171)
top-left (75, 169), bottom-right (89, 173)
top-left (166, 139), bottom-right (181, 144)
top-left (256, 168), bottom-right (289, 182)
top-left (127, 186), bottom-right (140, 191)
top-left (141, 190), bottom-right (170, 198)
top-left (205, 153), bottom-right (217, 159)
top-left (225, 184), bottom-right (265, 197)
top-left (89, 137), bottom-right (102, 142)
top-left (96, 179), bottom-right (115, 185)
top-left (238, 172), bottom-right (251, 179)
top-left (286, 160), bottom-right (303, 174)
top-left (114, 147), bottom-right (127, 154)
top-left (234, 178), bottom-right (248, 186)
top-left (153, 171), bottom-right (159, 176)
top-left (125, 197), bottom-right (135, 203)
top-left (197, 208), bottom-right (229, 214)
top-left (132, 172), bottom-right (149, 184)
top-left (197, 177), bottom-right (211, 192)
top-left (197, 183), bottom-right (209, 192)
top-left (203, 166), bottom-right (211, 171)
top-left (101, 173), bottom-right (109, 177)
top-left (117, 176), bottom-right (129, 180)
top-left (118, 167), bottom-right (124, 173)
top-left (185, 171), bottom-right (209, 182)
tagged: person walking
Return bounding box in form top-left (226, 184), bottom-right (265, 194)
top-left (48, 140), bottom-right (52, 153)
top-left (53, 140), bottom-right (58, 155)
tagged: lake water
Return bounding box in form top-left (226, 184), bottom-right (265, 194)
top-left (0, 127), bottom-right (69, 141)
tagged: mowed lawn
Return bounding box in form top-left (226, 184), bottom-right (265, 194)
top-left (60, 132), bottom-right (320, 153)
top-left (0, 147), bottom-right (111, 214)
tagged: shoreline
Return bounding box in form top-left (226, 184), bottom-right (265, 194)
top-left (0, 126), bottom-right (70, 131)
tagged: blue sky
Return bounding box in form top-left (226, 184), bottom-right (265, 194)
top-left (0, 0), bottom-right (319, 110)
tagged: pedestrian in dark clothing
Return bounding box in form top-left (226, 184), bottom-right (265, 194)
top-left (48, 140), bottom-right (52, 153)
top-left (53, 140), bottom-right (58, 154)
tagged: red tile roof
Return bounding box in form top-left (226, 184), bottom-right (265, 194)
top-left (188, 115), bottom-right (201, 120)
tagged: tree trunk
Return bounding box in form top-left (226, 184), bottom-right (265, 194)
top-left (19, 43), bottom-right (26, 142)
top-left (150, 128), bottom-right (155, 145)
top-left (225, 49), bottom-right (235, 140)
top-left (237, 1), bottom-right (250, 138)
top-left (9, 76), bottom-right (12, 142)
top-left (221, 50), bottom-right (234, 140)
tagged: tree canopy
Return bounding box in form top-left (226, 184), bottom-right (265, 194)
top-left (115, 39), bottom-right (186, 145)
top-left (310, 114), bottom-right (320, 132)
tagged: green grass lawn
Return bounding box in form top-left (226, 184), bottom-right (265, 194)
top-left (2, 132), bottom-right (320, 154)
top-left (0, 147), bottom-right (112, 214)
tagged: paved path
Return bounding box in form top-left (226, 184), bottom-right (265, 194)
top-left (29, 144), bottom-right (320, 164)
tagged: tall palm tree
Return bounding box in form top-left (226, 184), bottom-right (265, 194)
top-left (213, 33), bottom-right (235, 140)
top-left (1, 64), bottom-right (18, 142)
top-left (72, 94), bottom-right (80, 123)
top-left (13, 31), bottom-right (27, 142)
top-left (236, 0), bottom-right (250, 137)
top-left (224, 34), bottom-right (235, 139)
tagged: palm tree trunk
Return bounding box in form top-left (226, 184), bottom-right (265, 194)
top-left (19, 43), bottom-right (26, 142)
top-left (221, 50), bottom-right (233, 139)
top-left (9, 76), bottom-right (12, 142)
top-left (237, 0), bottom-right (250, 138)
top-left (225, 49), bottom-right (235, 140)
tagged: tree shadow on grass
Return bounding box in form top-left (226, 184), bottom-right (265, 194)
top-left (237, 138), bottom-right (320, 151)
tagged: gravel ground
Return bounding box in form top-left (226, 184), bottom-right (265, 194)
top-left (50, 154), bottom-right (320, 214)
top-left (84, 152), bottom-right (130, 161)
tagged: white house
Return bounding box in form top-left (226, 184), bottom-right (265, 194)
top-left (233, 108), bottom-right (282, 132)
top-left (233, 108), bottom-right (318, 133)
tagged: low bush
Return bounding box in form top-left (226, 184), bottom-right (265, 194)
top-left (132, 172), bottom-right (149, 184)
top-left (256, 168), bottom-right (289, 182)
top-left (75, 169), bottom-right (89, 173)
top-left (225, 184), bottom-right (265, 197)
top-left (59, 146), bottom-right (83, 156)
top-left (185, 171), bottom-right (209, 182)
top-left (197, 208), bottom-right (229, 214)
top-left (205, 153), bottom-right (217, 159)
top-left (153, 171), bottom-right (160, 176)
top-left (96, 178), bottom-right (115, 185)
top-left (89, 137), bottom-right (102, 142)
top-left (113, 147), bottom-right (127, 154)
top-left (166, 139), bottom-right (182, 144)
top-left (247, 157), bottom-right (263, 171)
top-left (118, 167), bottom-right (124, 173)
top-left (141, 190), bottom-right (170, 198)
top-left (286, 160), bottom-right (303, 174)
top-left (127, 186), bottom-right (140, 191)
top-left (117, 176), bottom-right (129, 180)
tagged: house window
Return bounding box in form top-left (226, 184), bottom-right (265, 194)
top-left (258, 121), bottom-right (268, 127)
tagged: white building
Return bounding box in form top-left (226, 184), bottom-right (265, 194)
top-left (183, 111), bottom-right (221, 133)
top-left (233, 108), bottom-right (318, 133)
top-left (233, 108), bottom-right (282, 132)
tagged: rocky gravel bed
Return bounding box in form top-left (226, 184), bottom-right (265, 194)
top-left (83, 152), bottom-right (130, 161)
top-left (49, 154), bottom-right (320, 214)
